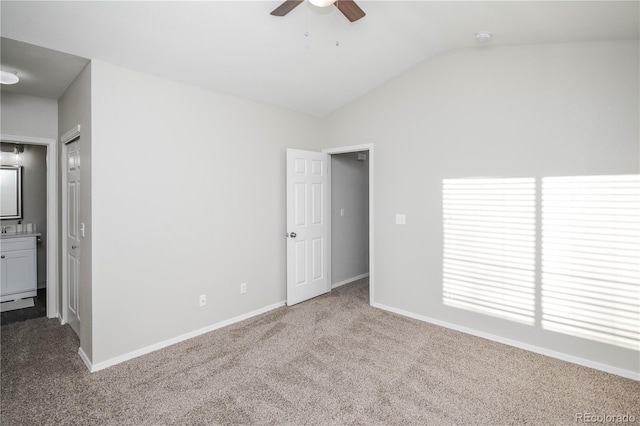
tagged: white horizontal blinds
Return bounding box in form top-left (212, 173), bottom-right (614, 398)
top-left (443, 178), bottom-right (536, 325)
top-left (541, 175), bottom-right (640, 350)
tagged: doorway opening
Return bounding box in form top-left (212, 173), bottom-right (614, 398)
top-left (0, 134), bottom-right (59, 323)
top-left (285, 144), bottom-right (374, 306)
top-left (324, 144), bottom-right (374, 305)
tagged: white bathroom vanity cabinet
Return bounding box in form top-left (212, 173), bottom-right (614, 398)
top-left (1, 234), bottom-right (39, 302)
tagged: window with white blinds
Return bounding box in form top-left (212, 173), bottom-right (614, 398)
top-left (442, 178), bottom-right (536, 325)
top-left (541, 175), bottom-right (640, 350)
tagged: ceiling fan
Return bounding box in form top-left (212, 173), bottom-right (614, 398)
top-left (270, 0), bottom-right (366, 22)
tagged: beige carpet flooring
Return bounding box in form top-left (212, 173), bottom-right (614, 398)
top-left (2, 279), bottom-right (639, 425)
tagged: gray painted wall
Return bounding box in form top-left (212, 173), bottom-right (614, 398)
top-left (0, 93), bottom-right (57, 289)
top-left (58, 62), bottom-right (92, 360)
top-left (321, 40), bottom-right (640, 374)
top-left (89, 60), bottom-right (320, 365)
top-left (0, 92), bottom-right (58, 140)
top-left (331, 152), bottom-right (369, 285)
top-left (0, 143), bottom-right (48, 286)
top-left (10, 39), bottom-right (635, 378)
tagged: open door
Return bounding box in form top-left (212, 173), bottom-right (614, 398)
top-left (286, 149), bottom-right (330, 306)
top-left (64, 139), bottom-right (81, 336)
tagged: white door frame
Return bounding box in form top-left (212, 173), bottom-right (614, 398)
top-left (60, 125), bottom-right (81, 326)
top-left (0, 133), bottom-right (59, 319)
top-left (322, 144), bottom-right (375, 305)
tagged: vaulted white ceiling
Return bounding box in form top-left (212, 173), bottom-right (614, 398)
top-left (1, 1), bottom-right (638, 117)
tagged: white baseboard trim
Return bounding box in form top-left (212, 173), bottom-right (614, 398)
top-left (81, 300), bottom-right (286, 373)
top-left (371, 302), bottom-right (639, 381)
top-left (332, 273), bottom-right (370, 289)
top-left (78, 347), bottom-right (92, 371)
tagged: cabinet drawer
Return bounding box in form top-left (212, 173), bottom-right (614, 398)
top-left (1, 237), bottom-right (35, 252)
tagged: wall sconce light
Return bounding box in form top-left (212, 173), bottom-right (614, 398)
top-left (13, 145), bottom-right (24, 165)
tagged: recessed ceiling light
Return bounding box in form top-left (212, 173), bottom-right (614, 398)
top-left (0, 70), bottom-right (19, 85)
top-left (475, 32), bottom-right (493, 43)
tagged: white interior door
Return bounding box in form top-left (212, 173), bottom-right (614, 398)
top-left (65, 140), bottom-right (81, 336)
top-left (286, 149), bottom-right (330, 306)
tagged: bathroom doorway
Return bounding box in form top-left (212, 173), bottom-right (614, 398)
top-left (0, 134), bottom-right (59, 323)
top-left (0, 143), bottom-right (47, 322)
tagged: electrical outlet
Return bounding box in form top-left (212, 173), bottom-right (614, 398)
top-left (240, 283), bottom-right (247, 294)
top-left (199, 294), bottom-right (206, 307)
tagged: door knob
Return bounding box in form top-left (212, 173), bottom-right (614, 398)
top-left (72, 245), bottom-right (78, 249)
top-left (288, 232), bottom-right (297, 238)
top-left (1, 255), bottom-right (4, 259)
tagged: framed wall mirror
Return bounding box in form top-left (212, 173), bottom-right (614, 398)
top-left (1, 165), bottom-right (23, 220)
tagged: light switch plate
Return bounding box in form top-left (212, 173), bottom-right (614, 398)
top-left (395, 214), bottom-right (406, 225)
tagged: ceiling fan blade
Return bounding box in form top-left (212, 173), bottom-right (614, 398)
top-left (270, 0), bottom-right (304, 16)
top-left (334, 0), bottom-right (365, 22)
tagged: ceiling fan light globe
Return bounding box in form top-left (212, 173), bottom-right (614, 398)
top-left (309, 0), bottom-right (336, 8)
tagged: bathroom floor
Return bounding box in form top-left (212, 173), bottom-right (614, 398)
top-left (1, 288), bottom-right (47, 325)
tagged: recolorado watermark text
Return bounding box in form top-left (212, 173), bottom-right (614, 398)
top-left (575, 413), bottom-right (636, 423)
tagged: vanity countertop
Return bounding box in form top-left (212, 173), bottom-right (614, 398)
top-left (0, 232), bottom-right (42, 240)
